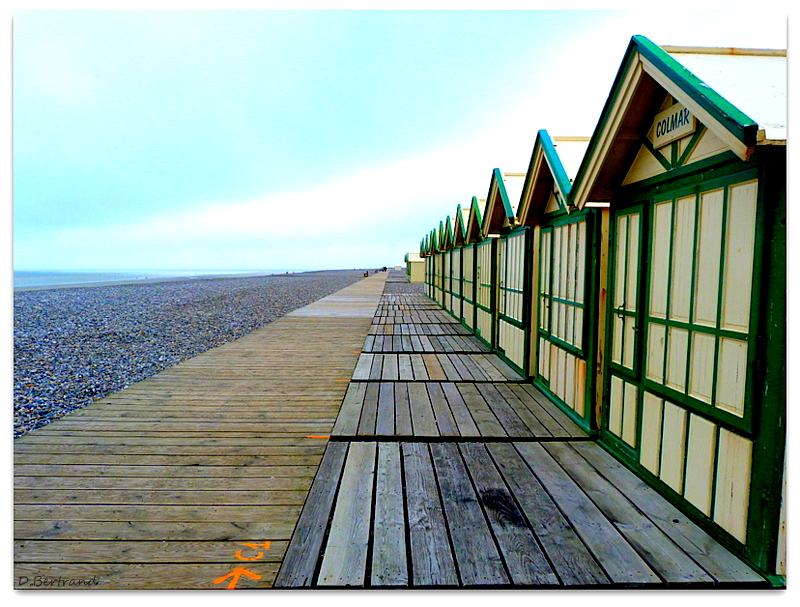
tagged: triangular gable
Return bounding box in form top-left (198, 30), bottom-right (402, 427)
top-left (481, 168), bottom-right (523, 237)
top-left (570, 35), bottom-right (783, 210)
top-left (517, 131), bottom-right (590, 225)
top-left (452, 204), bottom-right (470, 247)
top-left (464, 196), bottom-right (484, 244)
top-left (440, 216), bottom-right (455, 250)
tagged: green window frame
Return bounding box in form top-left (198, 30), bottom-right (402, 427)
top-left (641, 169), bottom-right (761, 434)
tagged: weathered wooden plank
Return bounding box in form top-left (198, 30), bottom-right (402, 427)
top-left (514, 442), bottom-right (660, 585)
top-left (318, 442), bottom-right (376, 587)
top-left (475, 383), bottom-right (531, 437)
top-left (382, 355), bottom-right (400, 380)
top-left (15, 489), bottom-right (307, 506)
top-left (368, 354), bottom-right (384, 381)
top-left (491, 383), bottom-right (552, 437)
top-left (397, 354), bottom-right (414, 380)
top-left (15, 520), bottom-right (299, 542)
top-left (512, 383), bottom-right (585, 437)
top-left (274, 442), bottom-right (348, 588)
top-left (410, 354), bottom-right (429, 380)
top-left (430, 443), bottom-right (508, 585)
top-left (14, 539), bottom-right (289, 563)
top-left (402, 443), bottom-right (458, 586)
top-left (426, 383), bottom-right (459, 436)
top-left (394, 383), bottom-right (413, 436)
top-left (375, 382), bottom-right (395, 435)
top-left (543, 442), bottom-right (715, 585)
top-left (15, 465), bottom-right (317, 478)
top-left (441, 383), bottom-right (481, 437)
top-left (357, 383), bottom-right (381, 435)
top-left (15, 504), bottom-right (301, 523)
top-left (423, 354), bottom-right (448, 381)
top-left (458, 384), bottom-right (506, 437)
top-left (569, 440), bottom-right (766, 585)
top-left (446, 353), bottom-right (474, 380)
top-left (14, 562), bottom-right (280, 590)
top-left (332, 382), bottom-right (367, 436)
top-left (488, 442), bottom-right (608, 586)
top-left (408, 383), bottom-right (438, 436)
top-left (460, 443), bottom-right (558, 585)
top-left (371, 443), bottom-right (408, 587)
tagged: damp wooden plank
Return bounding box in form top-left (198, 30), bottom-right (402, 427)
top-left (430, 443), bottom-right (509, 585)
top-left (371, 443), bottom-right (408, 587)
top-left (460, 443), bottom-right (559, 586)
top-left (402, 443), bottom-right (459, 586)
top-left (274, 441), bottom-right (349, 587)
top-left (317, 442), bottom-right (376, 587)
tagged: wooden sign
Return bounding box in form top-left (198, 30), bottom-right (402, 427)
top-left (648, 103), bottom-right (696, 148)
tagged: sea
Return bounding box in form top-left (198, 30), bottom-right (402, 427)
top-left (13, 269), bottom-right (307, 290)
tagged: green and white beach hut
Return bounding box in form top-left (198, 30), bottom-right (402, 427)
top-left (568, 36), bottom-right (786, 578)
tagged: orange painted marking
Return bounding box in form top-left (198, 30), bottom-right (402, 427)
top-left (213, 567), bottom-right (262, 589)
top-left (241, 541), bottom-right (272, 550)
top-left (335, 379), bottom-right (350, 382)
top-left (351, 351), bottom-right (362, 354)
top-left (306, 435), bottom-right (330, 439)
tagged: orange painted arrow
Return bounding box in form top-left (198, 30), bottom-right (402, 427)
top-left (213, 567), bottom-right (262, 589)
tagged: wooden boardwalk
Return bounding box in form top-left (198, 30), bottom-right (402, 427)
top-left (274, 290), bottom-right (768, 589)
top-left (13, 274), bottom-right (387, 590)
top-left (15, 277), bottom-right (768, 589)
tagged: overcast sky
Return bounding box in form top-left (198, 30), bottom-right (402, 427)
top-left (11, 8), bottom-right (789, 272)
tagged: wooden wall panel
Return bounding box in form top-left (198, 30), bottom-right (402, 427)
top-left (684, 414), bottom-right (717, 516)
top-left (688, 332), bottom-right (715, 404)
top-left (722, 181), bottom-right (758, 333)
top-left (640, 392), bottom-right (663, 475)
top-left (714, 429), bottom-right (753, 543)
top-left (716, 338), bottom-right (748, 417)
top-left (669, 195), bottom-right (696, 323)
top-left (693, 188), bottom-right (724, 327)
top-left (659, 401), bottom-right (687, 493)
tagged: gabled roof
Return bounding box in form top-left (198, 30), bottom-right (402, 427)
top-left (517, 131), bottom-right (590, 225)
top-left (440, 216), bottom-right (455, 251)
top-left (481, 168), bottom-right (525, 237)
top-left (452, 204), bottom-right (470, 247)
top-left (464, 196), bottom-right (484, 244)
top-left (570, 35), bottom-right (786, 210)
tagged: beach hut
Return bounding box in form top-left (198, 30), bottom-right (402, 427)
top-left (568, 36), bottom-right (786, 577)
top-left (482, 169), bottom-right (529, 373)
top-left (405, 252), bottom-right (425, 283)
top-left (459, 196), bottom-right (484, 331)
top-left (447, 205), bottom-right (471, 322)
top-left (517, 132), bottom-right (595, 431)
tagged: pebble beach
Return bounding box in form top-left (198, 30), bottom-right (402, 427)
top-left (13, 269), bottom-right (369, 437)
